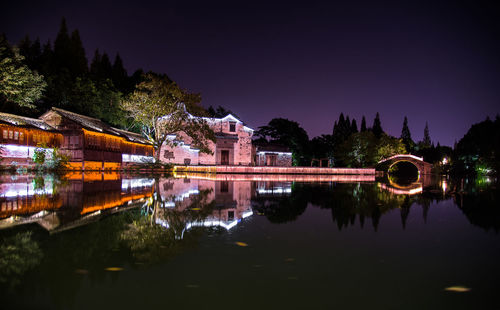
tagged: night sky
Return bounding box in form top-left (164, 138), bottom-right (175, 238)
top-left (2, 0), bottom-right (499, 146)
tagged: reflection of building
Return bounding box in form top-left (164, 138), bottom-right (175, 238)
top-left (159, 114), bottom-right (254, 166)
top-left (0, 173), bottom-right (154, 232)
top-left (157, 178), bottom-right (254, 233)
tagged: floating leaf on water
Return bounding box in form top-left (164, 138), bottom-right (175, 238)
top-left (285, 258), bottom-right (295, 262)
top-left (105, 267), bottom-right (124, 271)
top-left (235, 242), bottom-right (248, 247)
top-left (253, 264), bottom-right (263, 268)
top-left (191, 208), bottom-right (201, 211)
top-left (444, 286), bottom-right (471, 292)
top-left (287, 276), bottom-right (298, 280)
top-left (186, 284), bottom-right (200, 288)
top-left (75, 269), bottom-right (88, 275)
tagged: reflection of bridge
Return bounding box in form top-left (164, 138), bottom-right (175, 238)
top-left (377, 154), bottom-right (433, 176)
top-left (378, 182), bottom-right (423, 195)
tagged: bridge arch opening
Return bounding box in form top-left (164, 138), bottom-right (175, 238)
top-left (388, 160), bottom-right (420, 185)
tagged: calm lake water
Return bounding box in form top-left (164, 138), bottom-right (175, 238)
top-left (0, 172), bottom-right (499, 310)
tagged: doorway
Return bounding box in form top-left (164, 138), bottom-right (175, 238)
top-left (221, 150), bottom-right (230, 165)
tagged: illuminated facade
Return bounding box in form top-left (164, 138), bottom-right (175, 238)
top-left (159, 114), bottom-right (254, 166)
top-left (39, 108), bottom-right (154, 169)
top-left (0, 112), bottom-right (63, 166)
top-left (0, 109), bottom-right (154, 170)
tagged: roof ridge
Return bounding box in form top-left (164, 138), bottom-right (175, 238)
top-left (51, 107), bottom-right (102, 122)
top-left (0, 111), bottom-right (46, 122)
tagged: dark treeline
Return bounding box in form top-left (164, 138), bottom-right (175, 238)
top-left (1, 18), bottom-right (145, 129)
top-left (256, 113), bottom-right (500, 175)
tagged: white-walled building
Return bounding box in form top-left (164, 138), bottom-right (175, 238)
top-left (159, 114), bottom-right (255, 166)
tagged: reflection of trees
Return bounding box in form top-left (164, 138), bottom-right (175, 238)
top-left (0, 231), bottom-right (43, 290)
top-left (453, 178), bottom-right (500, 232)
top-left (253, 181), bottom-right (455, 231)
top-left (121, 188), bottom-right (215, 264)
top-left (310, 183), bottom-right (406, 231)
top-left (252, 184), bottom-right (308, 223)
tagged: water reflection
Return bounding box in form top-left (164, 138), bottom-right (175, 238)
top-left (0, 172), bottom-right (499, 309)
top-left (1, 173), bottom-right (498, 235)
top-left (0, 173), bottom-right (154, 232)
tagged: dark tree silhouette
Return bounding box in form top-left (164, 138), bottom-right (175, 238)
top-left (372, 112), bottom-right (383, 138)
top-left (360, 115), bottom-right (367, 132)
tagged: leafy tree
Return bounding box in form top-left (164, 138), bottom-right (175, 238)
top-left (0, 35), bottom-right (46, 109)
top-left (337, 131), bottom-right (378, 167)
top-left (453, 116), bottom-right (500, 175)
top-left (376, 134), bottom-right (407, 161)
top-left (255, 118), bottom-right (310, 165)
top-left (309, 134), bottom-right (334, 164)
top-left (121, 73), bottom-right (215, 161)
top-left (372, 112), bottom-right (383, 138)
top-left (337, 132), bottom-right (406, 167)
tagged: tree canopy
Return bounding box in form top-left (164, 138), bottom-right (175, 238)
top-left (255, 118), bottom-right (310, 165)
top-left (121, 73), bottom-right (215, 161)
top-left (0, 35), bottom-right (46, 110)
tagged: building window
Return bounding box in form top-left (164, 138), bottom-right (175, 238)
top-left (19, 132), bottom-right (24, 141)
top-left (229, 122), bottom-right (236, 132)
top-left (3, 130), bottom-right (7, 139)
top-left (164, 151), bottom-right (174, 159)
top-left (8, 131), bottom-right (13, 139)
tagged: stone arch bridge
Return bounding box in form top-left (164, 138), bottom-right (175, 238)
top-left (377, 154), bottom-right (433, 176)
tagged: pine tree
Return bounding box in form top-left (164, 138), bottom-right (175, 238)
top-left (360, 116), bottom-right (367, 132)
top-left (372, 112), bottom-right (383, 138)
top-left (69, 29), bottom-right (88, 76)
top-left (90, 49), bottom-right (101, 77)
top-left (54, 18), bottom-right (71, 71)
top-left (100, 53), bottom-right (112, 79)
top-left (351, 119), bottom-right (358, 134)
top-left (422, 122), bottom-right (431, 147)
top-left (400, 116), bottom-right (414, 152)
top-left (112, 53), bottom-right (128, 92)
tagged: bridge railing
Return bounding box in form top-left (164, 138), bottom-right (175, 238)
top-left (377, 154), bottom-right (424, 164)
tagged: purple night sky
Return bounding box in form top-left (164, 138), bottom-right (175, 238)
top-left (2, 0), bottom-right (499, 146)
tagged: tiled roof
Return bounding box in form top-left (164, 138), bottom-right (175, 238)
top-left (0, 112), bottom-right (57, 131)
top-left (111, 127), bottom-right (151, 145)
top-left (46, 108), bottom-right (152, 146)
top-left (215, 132), bottom-right (239, 139)
top-left (255, 143), bottom-right (291, 153)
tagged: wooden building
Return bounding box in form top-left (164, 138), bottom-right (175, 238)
top-left (39, 108), bottom-right (154, 170)
top-left (0, 112), bottom-right (63, 166)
